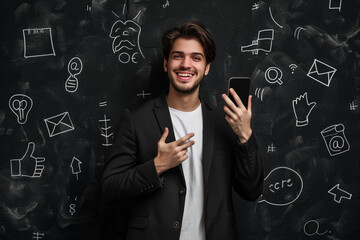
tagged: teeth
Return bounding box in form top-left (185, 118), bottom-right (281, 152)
top-left (178, 73), bottom-right (192, 77)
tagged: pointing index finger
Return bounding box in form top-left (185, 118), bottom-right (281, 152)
top-left (175, 132), bottom-right (195, 146)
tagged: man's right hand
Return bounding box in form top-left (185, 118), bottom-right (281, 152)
top-left (154, 127), bottom-right (195, 175)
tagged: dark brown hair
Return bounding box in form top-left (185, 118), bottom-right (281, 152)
top-left (161, 22), bottom-right (216, 63)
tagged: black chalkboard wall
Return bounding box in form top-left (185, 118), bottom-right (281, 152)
top-left (1, 0), bottom-right (360, 239)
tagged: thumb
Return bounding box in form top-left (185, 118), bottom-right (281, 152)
top-left (23, 142), bottom-right (35, 158)
top-left (308, 102), bottom-right (316, 111)
top-left (159, 127), bottom-right (169, 143)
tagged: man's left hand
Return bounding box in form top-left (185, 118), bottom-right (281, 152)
top-left (222, 88), bottom-right (252, 143)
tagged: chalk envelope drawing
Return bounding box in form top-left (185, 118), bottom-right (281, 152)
top-left (292, 92), bottom-right (316, 127)
top-left (258, 166), bottom-right (303, 206)
top-left (44, 112), bottom-right (74, 137)
top-left (328, 184), bottom-right (352, 203)
top-left (23, 28), bottom-right (56, 58)
top-left (109, 20), bottom-right (145, 64)
top-left (241, 29), bottom-right (274, 55)
top-left (307, 59), bottom-right (337, 87)
top-left (320, 124), bottom-right (350, 156)
top-left (9, 94), bottom-right (33, 124)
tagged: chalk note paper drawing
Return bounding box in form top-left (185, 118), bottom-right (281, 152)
top-left (241, 29), bottom-right (274, 55)
top-left (65, 57), bottom-right (83, 93)
top-left (99, 114), bottom-right (113, 146)
top-left (23, 28), bottom-right (55, 58)
top-left (9, 94), bottom-right (33, 124)
top-left (32, 232), bottom-right (45, 240)
top-left (70, 157), bottom-right (82, 180)
top-left (328, 184), bottom-right (352, 203)
top-left (44, 112), bottom-right (75, 137)
top-left (329, 0), bottom-right (342, 11)
top-left (304, 220), bottom-right (329, 236)
top-left (10, 142), bottom-right (45, 178)
top-left (307, 59), bottom-right (337, 87)
top-left (265, 67), bottom-right (283, 85)
top-left (258, 166), bottom-right (303, 206)
top-left (109, 19), bottom-right (145, 64)
top-left (292, 92), bottom-right (316, 127)
top-left (320, 124), bottom-right (350, 156)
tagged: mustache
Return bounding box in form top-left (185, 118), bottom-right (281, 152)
top-left (112, 38), bottom-right (136, 53)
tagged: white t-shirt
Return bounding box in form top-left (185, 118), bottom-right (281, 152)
top-left (169, 104), bottom-right (205, 240)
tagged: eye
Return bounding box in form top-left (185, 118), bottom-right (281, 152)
top-left (172, 54), bottom-right (182, 59)
top-left (193, 55), bottom-right (202, 61)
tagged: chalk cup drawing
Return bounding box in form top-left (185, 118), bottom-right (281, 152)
top-left (23, 28), bottom-right (56, 58)
top-left (9, 94), bottom-right (33, 124)
top-left (258, 166), bottom-right (303, 206)
top-left (70, 157), bottom-right (82, 180)
top-left (304, 220), bottom-right (329, 236)
top-left (65, 57), bottom-right (83, 93)
top-left (328, 184), bottom-right (352, 203)
top-left (320, 124), bottom-right (350, 156)
top-left (109, 20), bottom-right (145, 64)
top-left (10, 142), bottom-right (45, 178)
top-left (292, 92), bottom-right (316, 127)
top-left (265, 67), bottom-right (283, 85)
top-left (307, 59), bottom-right (337, 87)
top-left (241, 29), bottom-right (274, 55)
top-left (44, 112), bottom-right (74, 137)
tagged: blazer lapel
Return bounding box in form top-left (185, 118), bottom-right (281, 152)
top-left (153, 94), bottom-right (176, 143)
top-left (201, 99), bottom-right (215, 189)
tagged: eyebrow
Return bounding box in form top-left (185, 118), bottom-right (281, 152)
top-left (171, 51), bottom-right (205, 58)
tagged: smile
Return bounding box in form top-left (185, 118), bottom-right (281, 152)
top-left (176, 72), bottom-right (195, 80)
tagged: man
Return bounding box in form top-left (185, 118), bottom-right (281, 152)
top-left (101, 22), bottom-right (263, 240)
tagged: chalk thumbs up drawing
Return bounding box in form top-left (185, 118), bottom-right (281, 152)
top-left (10, 142), bottom-right (45, 178)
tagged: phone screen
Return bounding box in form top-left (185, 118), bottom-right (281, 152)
top-left (227, 77), bottom-right (250, 108)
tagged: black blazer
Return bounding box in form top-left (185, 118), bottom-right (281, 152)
top-left (101, 94), bottom-right (263, 240)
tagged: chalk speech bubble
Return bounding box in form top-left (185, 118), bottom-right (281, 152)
top-left (258, 166), bottom-right (303, 206)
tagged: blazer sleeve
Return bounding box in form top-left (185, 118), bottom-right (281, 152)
top-left (100, 109), bottom-right (164, 203)
top-left (232, 133), bottom-right (264, 201)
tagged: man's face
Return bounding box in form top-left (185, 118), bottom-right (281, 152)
top-left (164, 38), bottom-right (210, 94)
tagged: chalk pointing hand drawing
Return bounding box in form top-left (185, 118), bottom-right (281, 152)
top-left (10, 142), bottom-right (45, 178)
top-left (292, 92), bottom-right (316, 127)
top-left (109, 20), bottom-right (145, 64)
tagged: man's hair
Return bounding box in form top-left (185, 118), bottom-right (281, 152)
top-left (161, 22), bottom-right (216, 63)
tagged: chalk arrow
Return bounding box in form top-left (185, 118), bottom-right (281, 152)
top-left (70, 157), bottom-right (82, 180)
top-left (328, 184), bottom-right (352, 203)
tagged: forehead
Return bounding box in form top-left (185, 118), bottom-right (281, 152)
top-left (170, 37), bottom-right (205, 54)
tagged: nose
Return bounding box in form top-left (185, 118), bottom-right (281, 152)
top-left (180, 56), bottom-right (191, 69)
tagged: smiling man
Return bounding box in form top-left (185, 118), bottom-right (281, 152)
top-left (101, 22), bottom-right (264, 240)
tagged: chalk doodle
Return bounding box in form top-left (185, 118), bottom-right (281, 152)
top-left (292, 92), bottom-right (316, 127)
top-left (32, 232), bottom-right (45, 240)
top-left (0, 127), bottom-right (13, 136)
top-left (99, 114), bottom-right (113, 147)
top-left (9, 94), bottom-right (33, 124)
top-left (137, 90), bottom-right (151, 98)
top-left (251, 2), bottom-right (260, 10)
top-left (163, 0), bottom-right (170, 8)
top-left (99, 101), bottom-right (107, 107)
top-left (267, 143), bottom-right (276, 153)
top-left (44, 112), bottom-right (75, 137)
top-left (65, 57), bottom-right (83, 93)
top-left (109, 18), bottom-right (145, 64)
top-left (10, 142), bottom-right (45, 178)
top-left (265, 67), bottom-right (283, 85)
top-left (289, 64), bottom-right (298, 74)
top-left (241, 29), bottom-right (274, 55)
top-left (258, 166), bottom-right (303, 206)
top-left (349, 101), bottom-right (358, 110)
top-left (320, 124), bottom-right (350, 156)
top-left (328, 184), bottom-right (352, 203)
top-left (268, 7), bottom-right (283, 28)
top-left (23, 28), bottom-right (55, 58)
top-left (69, 196), bottom-right (78, 216)
top-left (255, 88), bottom-right (265, 101)
top-left (70, 157), bottom-right (82, 180)
top-left (294, 27), bottom-right (306, 40)
top-left (303, 220), bottom-right (329, 236)
top-left (329, 0), bottom-right (342, 11)
top-left (307, 59), bottom-right (337, 87)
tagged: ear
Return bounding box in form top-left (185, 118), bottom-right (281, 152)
top-left (163, 58), bottom-right (168, 72)
top-left (204, 63), bottom-right (211, 76)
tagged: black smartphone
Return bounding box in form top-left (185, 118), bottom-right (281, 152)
top-left (227, 77), bottom-right (250, 108)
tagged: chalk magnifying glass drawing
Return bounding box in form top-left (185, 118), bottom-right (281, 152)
top-left (265, 67), bottom-right (283, 85)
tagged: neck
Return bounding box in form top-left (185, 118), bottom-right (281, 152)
top-left (166, 87), bottom-right (201, 112)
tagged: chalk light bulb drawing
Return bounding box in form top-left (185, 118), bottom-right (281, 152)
top-left (65, 57), bottom-right (83, 93)
top-left (9, 94), bottom-right (33, 124)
